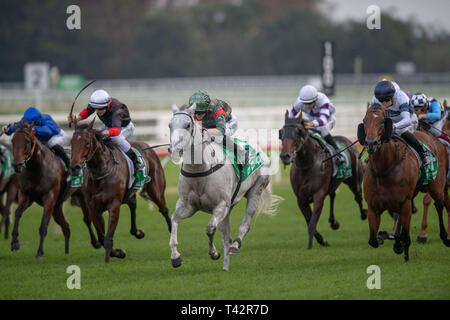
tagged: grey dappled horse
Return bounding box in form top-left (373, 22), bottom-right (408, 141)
top-left (169, 103), bottom-right (283, 271)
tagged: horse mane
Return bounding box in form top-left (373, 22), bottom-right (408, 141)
top-left (75, 123), bottom-right (116, 150)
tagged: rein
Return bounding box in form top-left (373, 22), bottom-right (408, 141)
top-left (74, 130), bottom-right (118, 180)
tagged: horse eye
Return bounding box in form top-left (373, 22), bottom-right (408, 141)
top-left (186, 123), bottom-right (190, 129)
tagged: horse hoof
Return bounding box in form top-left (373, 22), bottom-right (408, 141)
top-left (321, 241), bottom-right (330, 247)
top-left (361, 209), bottom-right (368, 220)
top-left (416, 236), bottom-right (428, 244)
top-left (443, 238), bottom-right (450, 247)
top-left (115, 249), bottom-right (126, 259)
top-left (92, 241), bottom-right (102, 249)
top-left (11, 241), bottom-right (20, 251)
top-left (209, 251), bottom-right (221, 260)
top-left (228, 247), bottom-right (240, 255)
top-left (369, 239), bottom-right (379, 248)
top-left (171, 256), bottom-right (183, 268)
top-left (393, 243), bottom-right (403, 254)
top-left (330, 221), bottom-right (340, 230)
top-left (134, 230), bottom-right (145, 239)
top-left (35, 254), bottom-right (43, 260)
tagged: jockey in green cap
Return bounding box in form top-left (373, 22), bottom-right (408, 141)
top-left (188, 90), bottom-right (248, 170)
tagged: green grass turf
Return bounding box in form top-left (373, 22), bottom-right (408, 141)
top-left (0, 159), bottom-right (449, 300)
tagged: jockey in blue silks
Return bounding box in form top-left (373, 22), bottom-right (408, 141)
top-left (2, 107), bottom-right (70, 169)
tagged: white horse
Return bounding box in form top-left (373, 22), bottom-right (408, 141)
top-left (168, 103), bottom-right (282, 271)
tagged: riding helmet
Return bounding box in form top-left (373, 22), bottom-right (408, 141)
top-left (374, 80), bottom-right (395, 101)
top-left (89, 89), bottom-right (111, 108)
top-left (189, 90), bottom-right (210, 113)
top-left (299, 85), bottom-right (318, 104)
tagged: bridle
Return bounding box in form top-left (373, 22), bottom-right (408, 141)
top-left (13, 129), bottom-right (37, 166)
top-left (73, 129), bottom-right (118, 180)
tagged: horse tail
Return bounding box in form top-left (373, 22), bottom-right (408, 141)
top-left (255, 181), bottom-right (284, 217)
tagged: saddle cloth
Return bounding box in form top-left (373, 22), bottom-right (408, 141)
top-left (219, 137), bottom-right (266, 182)
top-left (309, 133), bottom-right (352, 179)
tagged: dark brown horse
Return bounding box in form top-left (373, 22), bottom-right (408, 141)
top-left (70, 118), bottom-right (171, 262)
top-left (279, 111), bottom-right (367, 249)
top-left (414, 99), bottom-right (450, 243)
top-left (0, 144), bottom-right (18, 239)
top-left (10, 119), bottom-right (71, 258)
top-left (361, 104), bottom-right (450, 261)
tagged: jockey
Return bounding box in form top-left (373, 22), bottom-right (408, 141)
top-left (371, 80), bottom-right (430, 167)
top-left (411, 93), bottom-right (450, 144)
top-left (67, 89), bottom-right (143, 177)
top-left (288, 84), bottom-right (344, 164)
top-left (188, 90), bottom-right (247, 170)
top-left (2, 107), bottom-right (70, 170)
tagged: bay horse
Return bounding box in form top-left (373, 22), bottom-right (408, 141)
top-left (279, 111), bottom-right (366, 249)
top-left (0, 144), bottom-right (18, 239)
top-left (169, 103), bottom-right (282, 271)
top-left (361, 104), bottom-right (450, 261)
top-left (70, 118), bottom-right (171, 262)
top-left (10, 119), bottom-right (71, 258)
top-left (414, 99), bottom-right (450, 243)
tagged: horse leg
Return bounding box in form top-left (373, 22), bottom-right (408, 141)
top-left (52, 205), bottom-right (71, 254)
top-left (127, 193), bottom-right (145, 239)
top-left (169, 201), bottom-right (196, 268)
top-left (307, 191), bottom-right (327, 249)
top-left (35, 196), bottom-right (57, 259)
top-left (76, 195), bottom-right (101, 249)
top-left (328, 192), bottom-right (340, 230)
top-left (218, 214), bottom-right (233, 271)
top-left (143, 181), bottom-right (172, 233)
top-left (104, 201), bottom-right (125, 262)
top-left (417, 193), bottom-right (431, 243)
top-left (367, 207), bottom-right (381, 248)
top-left (0, 199), bottom-right (6, 236)
top-left (398, 201), bottom-right (412, 262)
top-left (297, 197), bottom-right (328, 248)
top-left (11, 195), bottom-right (32, 252)
top-left (434, 197), bottom-right (450, 247)
top-left (346, 178), bottom-right (367, 220)
top-left (230, 178), bottom-right (267, 253)
top-left (393, 214), bottom-right (404, 254)
top-left (3, 185), bottom-right (17, 240)
top-left (206, 202), bottom-right (229, 260)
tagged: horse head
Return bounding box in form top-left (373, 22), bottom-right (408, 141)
top-left (169, 103), bottom-right (200, 163)
top-left (360, 103), bottom-right (393, 155)
top-left (70, 117), bottom-right (98, 175)
top-left (11, 118), bottom-right (37, 173)
top-left (279, 111), bottom-right (308, 165)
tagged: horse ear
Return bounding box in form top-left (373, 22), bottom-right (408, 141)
top-left (88, 116), bottom-right (96, 130)
top-left (285, 110), bottom-right (289, 121)
top-left (366, 102), bottom-right (370, 109)
top-left (187, 103), bottom-right (197, 114)
top-left (172, 104), bottom-right (179, 114)
top-left (296, 111), bottom-right (303, 123)
top-left (444, 99), bottom-right (447, 108)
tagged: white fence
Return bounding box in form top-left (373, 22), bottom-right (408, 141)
top-left (0, 103), bottom-right (367, 150)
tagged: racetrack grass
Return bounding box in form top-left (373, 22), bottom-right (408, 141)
top-left (0, 160), bottom-right (449, 300)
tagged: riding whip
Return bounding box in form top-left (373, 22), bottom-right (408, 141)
top-left (322, 140), bottom-right (358, 163)
top-left (143, 143), bottom-right (170, 150)
top-left (69, 79), bottom-right (96, 128)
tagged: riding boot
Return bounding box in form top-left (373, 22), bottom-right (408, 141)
top-left (401, 131), bottom-right (430, 168)
top-left (223, 135), bottom-right (248, 172)
top-left (51, 145), bottom-right (71, 171)
top-left (125, 148), bottom-right (143, 177)
top-left (324, 134), bottom-right (344, 165)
